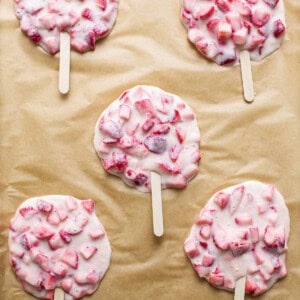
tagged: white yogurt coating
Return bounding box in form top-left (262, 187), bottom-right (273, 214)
top-left (184, 181), bottom-right (289, 296)
top-left (181, 0), bottom-right (286, 65)
top-left (94, 85), bottom-right (201, 193)
top-left (14, 0), bottom-right (119, 55)
top-left (9, 195), bottom-right (111, 299)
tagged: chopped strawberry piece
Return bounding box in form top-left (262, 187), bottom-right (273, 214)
top-left (246, 0), bottom-right (258, 3)
top-left (199, 225), bottom-right (211, 239)
top-left (253, 247), bottom-right (265, 265)
top-left (229, 241), bottom-right (250, 257)
top-left (234, 213), bottom-right (253, 225)
top-left (133, 173), bottom-right (148, 186)
top-left (19, 206), bottom-right (38, 219)
top-left (59, 229), bottom-right (72, 244)
top-left (88, 224), bottom-right (105, 240)
top-left (10, 248), bottom-right (25, 258)
top-left (196, 40), bottom-right (219, 59)
top-left (157, 162), bottom-right (180, 174)
top-left (9, 215), bottom-right (30, 233)
top-left (142, 118), bottom-right (155, 132)
top-left (37, 199), bottom-right (53, 213)
top-left (80, 244), bottom-right (98, 260)
top-left (168, 144), bottom-right (183, 163)
top-left (81, 8), bottom-right (93, 20)
top-left (119, 104), bottom-right (131, 120)
top-left (66, 196), bottom-right (78, 211)
top-left (34, 253), bottom-right (51, 272)
top-left (262, 184), bottom-right (274, 201)
top-left (208, 273), bottom-right (224, 286)
top-left (134, 99), bottom-right (155, 115)
top-left (62, 221), bottom-right (83, 235)
top-left (232, 27), bottom-right (248, 45)
top-left (217, 21), bottom-right (232, 41)
top-left (57, 205), bottom-right (68, 221)
top-left (144, 135), bottom-right (167, 154)
top-left (153, 124), bottom-right (170, 135)
top-left (24, 272), bottom-right (43, 287)
top-left (96, 0), bottom-right (107, 10)
top-left (245, 277), bottom-right (256, 294)
top-left (52, 262), bottom-right (68, 278)
top-left (263, 0), bottom-right (279, 8)
top-left (46, 211), bottom-right (60, 225)
top-left (195, 209), bottom-right (215, 225)
top-left (226, 12), bottom-right (243, 31)
top-left (43, 275), bottom-right (56, 291)
top-left (165, 174), bottom-right (187, 189)
top-left (48, 233), bottom-right (64, 250)
top-left (206, 19), bottom-right (220, 34)
top-left (199, 241), bottom-right (208, 249)
top-left (213, 225), bottom-right (229, 250)
top-left (75, 212), bottom-right (89, 228)
top-left (202, 254), bottom-right (215, 267)
top-left (184, 240), bottom-right (200, 258)
top-left (229, 185), bottom-right (244, 215)
top-left (213, 192), bottom-right (230, 209)
top-left (195, 5), bottom-right (215, 20)
top-left (103, 137), bottom-right (118, 144)
top-left (175, 126), bottom-right (185, 143)
top-left (61, 248), bottom-right (78, 269)
top-left (93, 24), bottom-right (109, 38)
top-left (188, 28), bottom-right (204, 44)
top-left (216, 0), bottom-right (230, 12)
top-left (81, 199), bottom-right (95, 214)
top-left (32, 225), bottom-right (55, 239)
top-left (60, 278), bottom-right (72, 292)
top-left (28, 30), bottom-right (42, 43)
top-left (20, 233), bottom-right (39, 250)
top-left (99, 118), bottom-right (123, 139)
top-left (87, 270), bottom-right (100, 284)
top-left (251, 8), bottom-right (270, 27)
top-left (249, 227), bottom-right (259, 243)
top-left (263, 225), bottom-right (276, 246)
top-left (234, 0), bottom-right (251, 16)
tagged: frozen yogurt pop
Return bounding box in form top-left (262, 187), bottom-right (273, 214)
top-left (181, 0), bottom-right (286, 102)
top-left (14, 0), bottom-right (119, 93)
top-left (94, 85), bottom-right (201, 236)
top-left (184, 181), bottom-right (289, 297)
top-left (9, 195), bottom-right (111, 299)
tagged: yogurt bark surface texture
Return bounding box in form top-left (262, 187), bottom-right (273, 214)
top-left (9, 195), bottom-right (111, 299)
top-left (184, 181), bottom-right (289, 296)
top-left (14, 0), bottom-right (119, 54)
top-left (94, 85), bottom-right (201, 192)
top-left (181, 0), bottom-right (285, 65)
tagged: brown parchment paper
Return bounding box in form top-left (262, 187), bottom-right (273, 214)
top-left (1, 0), bottom-right (300, 299)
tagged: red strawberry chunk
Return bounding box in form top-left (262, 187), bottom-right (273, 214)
top-left (234, 213), bottom-right (253, 225)
top-left (53, 262), bottom-right (68, 278)
top-left (10, 247), bottom-right (25, 258)
top-left (245, 277), bottom-right (256, 294)
top-left (213, 192), bottom-right (230, 209)
top-left (226, 12), bottom-right (243, 31)
top-left (119, 104), bottom-right (131, 120)
top-left (195, 5), bottom-right (215, 20)
top-left (134, 99), bottom-right (155, 115)
top-left (61, 248), bottom-right (78, 269)
top-left (48, 233), bottom-right (64, 250)
top-left (142, 118), bottom-right (155, 132)
top-left (200, 241), bottom-right (208, 249)
top-left (28, 30), bottom-right (42, 43)
top-left (153, 124), bottom-right (170, 135)
top-left (113, 152), bottom-right (129, 172)
top-left (184, 240), bottom-right (200, 258)
top-left (32, 225), bottom-right (55, 239)
top-left (34, 253), bottom-right (51, 272)
top-left (66, 196), bottom-right (78, 211)
top-left (103, 137), bottom-right (118, 144)
top-left (273, 20), bottom-right (285, 38)
top-left (168, 144), bottom-right (183, 163)
top-left (229, 185), bottom-right (244, 215)
top-left (207, 19), bottom-right (220, 34)
top-left (119, 136), bottom-right (134, 149)
top-left (59, 229), bottom-right (72, 244)
top-left (263, 0), bottom-right (279, 8)
top-left (46, 211), bottom-right (60, 225)
top-left (133, 173), bottom-right (148, 186)
top-left (87, 270), bottom-right (100, 284)
top-left (229, 241), bottom-right (250, 257)
top-left (157, 162), bottom-right (181, 174)
top-left (96, 0), bottom-right (107, 10)
top-left (60, 278), bottom-right (72, 292)
top-left (80, 244), bottom-right (98, 260)
top-left (19, 206), bottom-right (38, 219)
top-left (175, 126), bottom-right (185, 143)
top-left (81, 199), bottom-right (95, 214)
top-left (195, 209), bottom-right (215, 225)
top-left (88, 224), bottom-right (105, 240)
top-left (249, 227), bottom-right (259, 243)
top-left (99, 118), bottom-right (123, 139)
top-left (24, 272), bottom-right (43, 287)
top-left (209, 273), bottom-right (224, 286)
top-left (263, 225), bottom-right (276, 246)
top-left (63, 221), bottom-right (83, 235)
top-left (199, 225), bottom-right (211, 239)
top-left (217, 21), bottom-right (232, 41)
top-left (144, 135), bottom-right (167, 154)
top-left (213, 225), bottom-right (228, 250)
top-left (234, 0), bottom-right (251, 16)
top-left (262, 184), bottom-right (274, 202)
top-left (81, 8), bottom-right (93, 20)
top-left (43, 274), bottom-right (56, 290)
top-left (171, 109), bottom-right (181, 123)
top-left (202, 254), bottom-right (215, 267)
top-left (232, 27), bottom-right (248, 45)
top-left (9, 215), bottom-right (30, 233)
top-left (20, 233), bottom-right (39, 250)
top-left (251, 8), bottom-right (270, 27)
top-left (75, 212), bottom-right (89, 228)
top-left (37, 199), bottom-right (53, 213)
top-left (216, 0), bottom-right (230, 12)
top-left (57, 205), bottom-right (68, 221)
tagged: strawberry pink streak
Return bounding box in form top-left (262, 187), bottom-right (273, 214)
top-left (184, 181), bottom-right (289, 296)
top-left (181, 0), bottom-right (285, 65)
top-left (94, 85), bottom-right (201, 192)
top-left (8, 195), bottom-right (111, 299)
top-left (14, 0), bottom-right (119, 55)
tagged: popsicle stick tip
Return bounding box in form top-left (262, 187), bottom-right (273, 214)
top-left (151, 172), bottom-right (164, 237)
top-left (54, 288), bottom-right (64, 300)
top-left (234, 276), bottom-right (246, 300)
top-left (59, 32), bottom-right (70, 95)
top-left (240, 50), bottom-right (255, 103)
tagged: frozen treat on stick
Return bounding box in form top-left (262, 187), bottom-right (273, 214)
top-left (94, 85), bottom-right (201, 236)
top-left (184, 181), bottom-right (289, 296)
top-left (14, 0), bottom-right (119, 93)
top-left (9, 195), bottom-right (111, 299)
top-left (181, 0), bottom-right (286, 102)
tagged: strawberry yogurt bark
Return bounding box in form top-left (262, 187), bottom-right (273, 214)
top-left (184, 181), bottom-right (289, 296)
top-left (9, 195), bottom-right (111, 299)
top-left (181, 0), bottom-right (286, 65)
top-left (14, 0), bottom-right (119, 54)
top-left (94, 85), bottom-right (201, 193)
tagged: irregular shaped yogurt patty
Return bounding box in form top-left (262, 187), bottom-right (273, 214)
top-left (14, 0), bottom-right (119, 54)
top-left (94, 85), bottom-right (201, 192)
top-left (9, 195), bottom-right (111, 299)
top-left (181, 0), bottom-right (286, 65)
top-left (184, 181), bottom-right (289, 296)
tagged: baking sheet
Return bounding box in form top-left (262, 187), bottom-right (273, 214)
top-left (1, 0), bottom-right (300, 299)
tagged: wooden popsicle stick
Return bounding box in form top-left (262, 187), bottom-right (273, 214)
top-left (151, 171), bottom-right (163, 237)
top-left (59, 32), bottom-right (70, 95)
top-left (234, 276), bottom-right (246, 300)
top-left (54, 288), bottom-right (64, 300)
top-left (240, 50), bottom-right (254, 103)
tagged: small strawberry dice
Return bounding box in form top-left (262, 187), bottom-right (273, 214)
top-left (48, 233), bottom-right (64, 250)
top-left (59, 230), bottom-right (72, 244)
top-left (80, 244), bottom-right (98, 260)
top-left (61, 248), bottom-right (78, 269)
top-left (66, 196), bottom-right (78, 211)
top-left (119, 104), bottom-right (131, 120)
top-left (153, 124), bottom-right (170, 135)
top-left (37, 199), bottom-right (53, 213)
top-left (81, 8), bottom-right (93, 20)
top-left (202, 254), bottom-right (215, 267)
top-left (89, 224), bottom-right (105, 240)
top-left (234, 213), bottom-right (252, 225)
top-left (251, 8), bottom-right (270, 27)
top-left (195, 209), bottom-right (215, 225)
top-left (226, 12), bottom-right (243, 31)
top-left (20, 233), bottom-right (39, 250)
top-left (175, 126), bottom-right (185, 143)
top-left (19, 206), bottom-right (38, 219)
top-left (209, 273), bottom-right (224, 286)
top-left (184, 240), bottom-right (200, 258)
top-left (200, 241), bottom-right (208, 249)
top-left (34, 253), bottom-right (51, 272)
top-left (262, 184), bottom-right (274, 202)
top-left (99, 118), bottom-right (123, 139)
top-left (234, 0), bottom-right (251, 16)
top-left (245, 277), bottom-right (256, 294)
top-left (74, 271), bottom-right (88, 284)
top-left (142, 118), bottom-right (155, 132)
top-left (144, 135), bottom-right (167, 154)
top-left (193, 4), bottom-right (215, 20)
top-left (168, 144), bottom-right (183, 163)
top-left (57, 205), bottom-right (68, 221)
top-left (253, 248), bottom-right (265, 265)
top-left (9, 215), bottom-right (30, 233)
top-left (217, 21), bottom-right (232, 41)
top-left (232, 27), bottom-right (248, 45)
top-left (43, 275), bottom-right (56, 290)
top-left (229, 241), bottom-right (250, 257)
top-left (213, 192), bottom-right (230, 209)
top-left (75, 212), bottom-right (89, 228)
top-left (33, 225), bottom-right (55, 239)
top-left (133, 173), bottom-right (148, 186)
top-left (10, 247), bottom-right (25, 258)
top-left (216, 0), bottom-right (230, 12)
top-left (87, 270), bottom-right (100, 284)
top-left (53, 262), bottom-right (68, 278)
top-left (199, 225), bottom-right (211, 239)
top-left (165, 175), bottom-right (187, 189)
top-left (263, 0), bottom-right (279, 8)
top-left (134, 99), bottom-right (155, 115)
top-left (81, 199), bottom-right (95, 214)
top-left (46, 211), bottom-right (60, 225)
top-left (96, 0), bottom-right (107, 10)
top-left (263, 225), bottom-right (276, 246)
top-left (196, 40), bottom-right (219, 59)
top-left (249, 227), bottom-right (259, 243)
top-left (229, 185), bottom-right (245, 215)
top-left (157, 163), bottom-right (180, 174)
top-left (213, 225), bottom-right (229, 250)
top-left (25, 272), bottom-right (43, 287)
top-left (62, 221), bottom-right (83, 235)
top-left (112, 152), bottom-right (129, 172)
top-left (206, 19), bottom-right (220, 34)
top-left (60, 278), bottom-right (73, 292)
